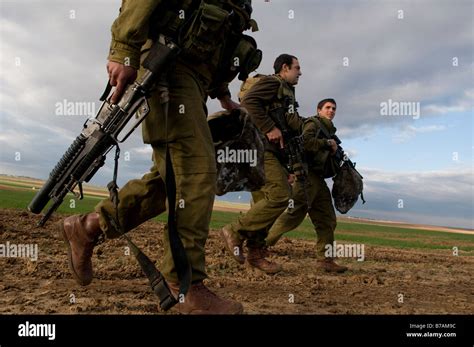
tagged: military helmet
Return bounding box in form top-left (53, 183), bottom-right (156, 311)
top-left (332, 161), bottom-right (365, 214)
top-left (208, 108), bottom-right (265, 195)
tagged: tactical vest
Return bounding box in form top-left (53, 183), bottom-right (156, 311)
top-left (239, 74), bottom-right (302, 166)
top-left (148, 0), bottom-right (261, 81)
top-left (306, 116), bottom-right (340, 178)
top-left (270, 74), bottom-right (298, 121)
top-left (239, 74), bottom-right (299, 123)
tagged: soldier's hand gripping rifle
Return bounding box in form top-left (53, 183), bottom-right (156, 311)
top-left (28, 41), bottom-right (180, 227)
top-left (269, 100), bottom-right (310, 207)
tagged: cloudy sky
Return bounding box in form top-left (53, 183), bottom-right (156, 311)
top-left (1, 0), bottom-right (472, 229)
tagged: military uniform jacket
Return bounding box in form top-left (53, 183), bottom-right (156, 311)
top-left (107, 0), bottom-right (230, 98)
top-left (303, 116), bottom-right (338, 175)
top-left (240, 75), bottom-right (304, 154)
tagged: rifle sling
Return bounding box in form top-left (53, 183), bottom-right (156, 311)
top-left (160, 81), bottom-right (192, 302)
top-left (107, 145), bottom-right (180, 311)
top-left (104, 81), bottom-right (191, 311)
top-left (99, 81), bottom-right (113, 102)
top-left (312, 117), bottom-right (332, 139)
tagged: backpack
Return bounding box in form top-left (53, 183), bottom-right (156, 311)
top-left (238, 73), bottom-right (294, 101)
top-left (238, 73), bottom-right (267, 101)
top-left (331, 161), bottom-right (366, 214)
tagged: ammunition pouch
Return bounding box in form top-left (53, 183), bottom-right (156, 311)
top-left (306, 145), bottom-right (341, 179)
top-left (150, 0), bottom-right (260, 79)
top-left (179, 2), bottom-right (230, 62)
top-left (322, 154), bottom-right (342, 178)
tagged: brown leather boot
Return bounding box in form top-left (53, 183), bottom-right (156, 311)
top-left (247, 247), bottom-right (282, 274)
top-left (168, 282), bottom-right (244, 315)
top-left (219, 226), bottom-right (245, 264)
top-left (261, 246), bottom-right (276, 258)
top-left (59, 213), bottom-right (102, 286)
top-left (317, 258), bottom-right (348, 273)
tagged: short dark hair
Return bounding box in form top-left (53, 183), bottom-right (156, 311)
top-left (317, 98), bottom-right (337, 111)
top-left (273, 54), bottom-right (298, 73)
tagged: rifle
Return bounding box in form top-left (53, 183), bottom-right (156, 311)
top-left (269, 100), bottom-right (309, 207)
top-left (27, 39), bottom-right (188, 312)
top-left (28, 40), bottom-right (179, 226)
top-left (314, 118), bottom-right (363, 178)
top-left (331, 134), bottom-right (349, 167)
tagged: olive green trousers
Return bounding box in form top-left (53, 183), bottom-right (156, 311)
top-left (266, 171), bottom-right (336, 258)
top-left (95, 62), bottom-right (215, 283)
top-left (227, 151), bottom-right (292, 248)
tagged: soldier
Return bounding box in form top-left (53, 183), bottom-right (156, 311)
top-left (265, 98), bottom-right (348, 273)
top-left (220, 54), bottom-right (304, 274)
top-left (60, 0), bottom-right (261, 314)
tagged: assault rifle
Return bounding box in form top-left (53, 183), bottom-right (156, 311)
top-left (315, 117), bottom-right (365, 184)
top-left (269, 100), bottom-right (309, 206)
top-left (314, 118), bottom-right (363, 177)
top-left (27, 40), bottom-right (188, 312)
top-left (28, 41), bottom-right (179, 226)
top-left (331, 134), bottom-right (350, 167)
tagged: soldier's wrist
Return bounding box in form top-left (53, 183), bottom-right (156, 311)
top-left (108, 41), bottom-right (141, 70)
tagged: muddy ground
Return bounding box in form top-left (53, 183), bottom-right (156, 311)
top-left (0, 208), bottom-right (472, 315)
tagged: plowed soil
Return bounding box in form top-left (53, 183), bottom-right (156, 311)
top-left (0, 209), bottom-right (472, 314)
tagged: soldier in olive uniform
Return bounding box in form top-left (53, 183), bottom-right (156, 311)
top-left (60, 0), bottom-right (260, 314)
top-left (266, 99), bottom-right (348, 273)
top-left (220, 54), bottom-right (304, 274)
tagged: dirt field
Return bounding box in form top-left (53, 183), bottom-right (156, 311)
top-left (0, 208), bottom-right (472, 315)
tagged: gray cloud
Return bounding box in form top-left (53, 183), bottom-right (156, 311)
top-left (1, 0), bottom-right (472, 228)
top-left (221, 167), bottom-right (473, 229)
top-left (242, 0), bottom-right (474, 136)
top-left (392, 124), bottom-right (447, 143)
top-left (343, 167), bottom-right (474, 229)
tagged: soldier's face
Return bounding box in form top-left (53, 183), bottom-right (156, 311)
top-left (282, 59), bottom-right (302, 85)
top-left (318, 102), bottom-right (336, 120)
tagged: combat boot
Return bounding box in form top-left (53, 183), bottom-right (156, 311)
top-left (59, 213), bottom-right (102, 286)
top-left (247, 247), bottom-right (282, 274)
top-left (168, 282), bottom-right (244, 315)
top-left (317, 258), bottom-right (348, 273)
top-left (219, 225), bottom-right (245, 264)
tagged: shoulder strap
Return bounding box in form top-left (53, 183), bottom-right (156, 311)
top-left (272, 74), bottom-right (288, 100)
top-left (311, 116), bottom-right (332, 139)
top-left (238, 73), bottom-right (266, 101)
